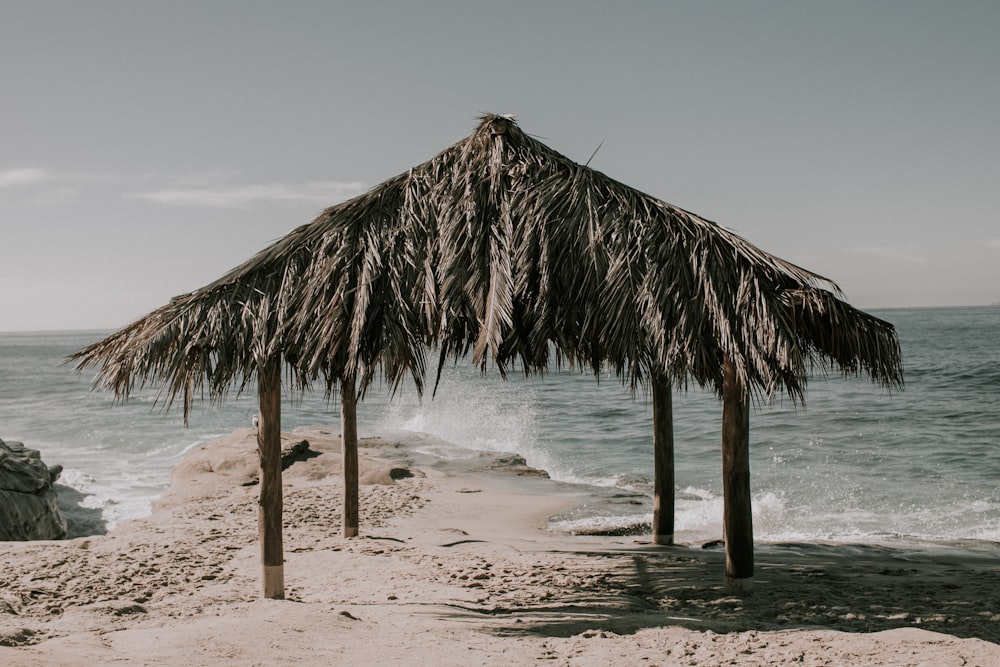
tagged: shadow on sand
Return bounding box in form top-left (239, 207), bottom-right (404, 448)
top-left (438, 541), bottom-right (1000, 644)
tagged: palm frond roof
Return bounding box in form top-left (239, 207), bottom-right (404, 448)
top-left (71, 114), bottom-right (902, 418)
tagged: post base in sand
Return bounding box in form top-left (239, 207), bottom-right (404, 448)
top-left (262, 565), bottom-right (285, 600)
top-left (724, 576), bottom-right (754, 595)
top-left (343, 526), bottom-right (358, 538)
top-left (653, 534), bottom-right (674, 546)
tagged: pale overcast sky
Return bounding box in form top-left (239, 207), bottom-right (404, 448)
top-left (2, 1), bottom-right (998, 332)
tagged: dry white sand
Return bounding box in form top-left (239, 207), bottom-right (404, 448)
top-left (2, 426), bottom-right (998, 666)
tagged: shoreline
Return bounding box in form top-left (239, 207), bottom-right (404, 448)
top-left (2, 425), bottom-right (998, 665)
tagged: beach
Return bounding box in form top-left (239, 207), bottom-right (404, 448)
top-left (1, 426), bottom-right (998, 666)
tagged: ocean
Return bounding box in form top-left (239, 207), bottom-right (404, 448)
top-left (1, 306), bottom-right (998, 547)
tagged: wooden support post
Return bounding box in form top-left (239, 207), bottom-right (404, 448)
top-left (256, 357), bottom-right (284, 599)
top-left (651, 372), bottom-right (675, 546)
top-left (722, 355), bottom-right (754, 594)
top-left (340, 375), bottom-right (359, 538)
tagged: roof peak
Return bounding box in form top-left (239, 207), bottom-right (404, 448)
top-left (478, 113), bottom-right (518, 133)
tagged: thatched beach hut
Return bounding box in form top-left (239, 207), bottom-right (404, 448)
top-left (72, 114), bottom-right (902, 597)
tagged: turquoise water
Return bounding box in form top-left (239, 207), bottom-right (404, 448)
top-left (1, 306), bottom-right (998, 545)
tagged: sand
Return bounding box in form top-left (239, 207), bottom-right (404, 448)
top-left (1, 426), bottom-right (998, 666)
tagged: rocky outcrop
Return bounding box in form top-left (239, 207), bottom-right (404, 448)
top-left (0, 438), bottom-right (67, 541)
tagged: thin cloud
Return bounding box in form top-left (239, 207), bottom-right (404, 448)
top-left (136, 180), bottom-right (365, 208)
top-left (3, 169), bottom-right (367, 209)
top-left (0, 168), bottom-right (49, 188)
top-left (0, 168), bottom-right (127, 204)
top-left (852, 246), bottom-right (926, 263)
top-left (985, 239), bottom-right (1000, 249)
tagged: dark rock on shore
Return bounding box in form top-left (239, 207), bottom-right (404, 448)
top-left (0, 437), bottom-right (68, 541)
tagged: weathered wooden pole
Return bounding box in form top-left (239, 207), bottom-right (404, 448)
top-left (256, 357), bottom-right (284, 599)
top-left (651, 372), bottom-right (675, 546)
top-left (340, 374), bottom-right (359, 538)
top-left (722, 354), bottom-right (754, 594)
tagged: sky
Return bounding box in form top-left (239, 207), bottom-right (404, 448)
top-left (2, 1), bottom-right (998, 332)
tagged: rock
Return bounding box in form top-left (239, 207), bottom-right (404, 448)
top-left (0, 437), bottom-right (68, 541)
top-left (280, 439), bottom-right (317, 470)
top-left (479, 452), bottom-right (550, 478)
top-left (358, 464), bottom-right (419, 486)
